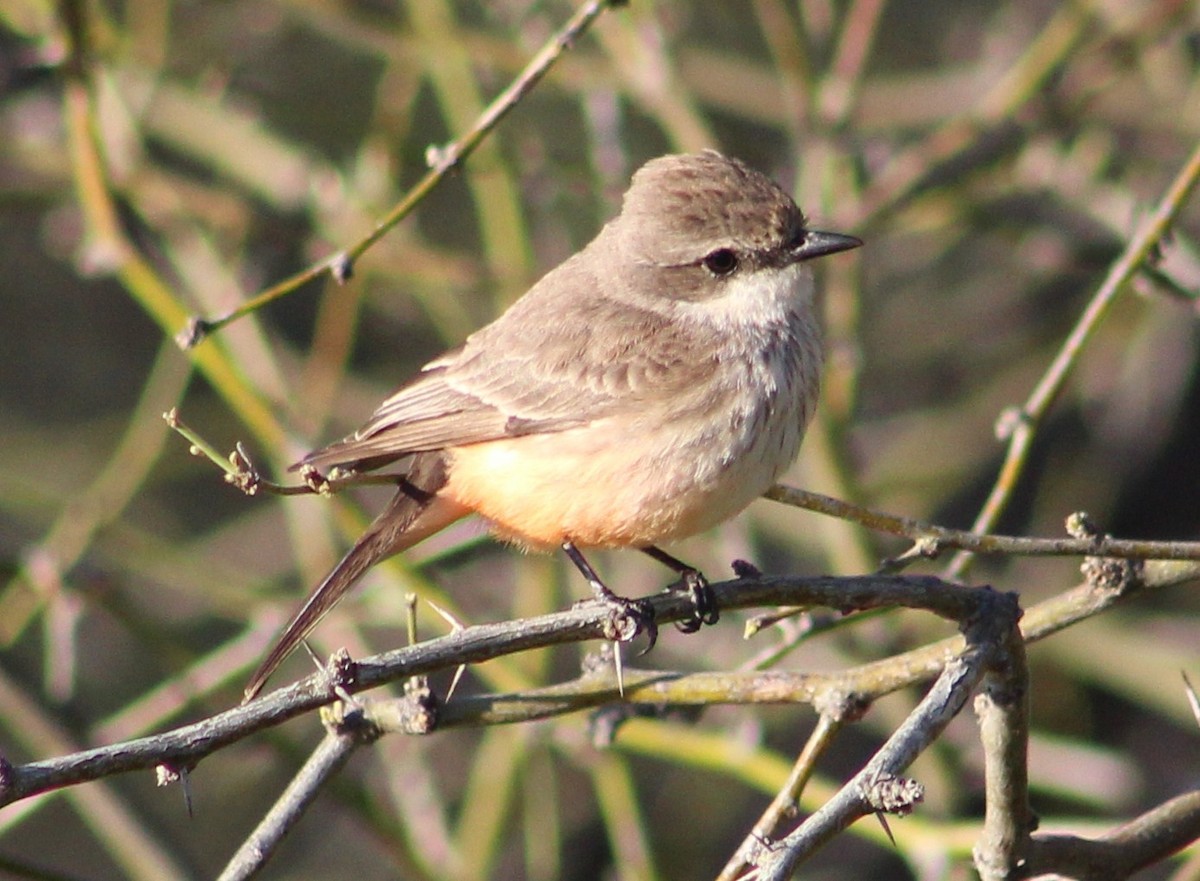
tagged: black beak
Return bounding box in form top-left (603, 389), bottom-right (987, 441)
top-left (791, 229), bottom-right (863, 262)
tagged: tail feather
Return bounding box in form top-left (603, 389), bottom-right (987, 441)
top-left (243, 451), bottom-right (460, 701)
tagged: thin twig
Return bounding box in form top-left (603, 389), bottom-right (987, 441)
top-left (178, 0), bottom-right (627, 349)
top-left (164, 408), bottom-right (399, 495)
top-left (945, 140), bottom-right (1200, 578)
top-left (767, 483), bottom-right (1200, 562)
top-left (719, 713), bottom-right (845, 881)
top-left (174, 412), bottom-right (1200, 561)
top-left (216, 706), bottom-right (379, 880)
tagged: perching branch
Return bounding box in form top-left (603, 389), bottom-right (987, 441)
top-left (2, 561), bottom-right (1197, 878)
top-left (7, 558), bottom-right (1198, 812)
top-left (1, 572), bottom-right (991, 808)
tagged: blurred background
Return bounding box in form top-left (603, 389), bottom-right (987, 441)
top-left (1, 1), bottom-right (1199, 878)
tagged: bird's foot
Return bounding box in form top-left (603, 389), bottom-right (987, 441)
top-left (671, 568), bottom-right (719, 634)
top-left (563, 540), bottom-right (658, 652)
top-left (597, 590), bottom-right (658, 653)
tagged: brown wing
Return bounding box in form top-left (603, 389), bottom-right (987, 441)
top-left (297, 364), bottom-right (522, 472)
top-left (298, 242), bottom-right (715, 474)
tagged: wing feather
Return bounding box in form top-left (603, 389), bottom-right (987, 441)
top-left (298, 245), bottom-right (716, 474)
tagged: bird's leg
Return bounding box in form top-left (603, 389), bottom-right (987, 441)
top-left (641, 546), bottom-right (719, 633)
top-left (561, 541), bottom-right (657, 651)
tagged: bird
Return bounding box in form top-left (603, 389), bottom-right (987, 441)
top-left (243, 150), bottom-right (861, 701)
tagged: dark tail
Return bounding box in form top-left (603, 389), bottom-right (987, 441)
top-left (243, 452), bottom-right (458, 701)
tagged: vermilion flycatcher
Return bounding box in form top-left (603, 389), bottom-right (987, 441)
top-left (244, 151), bottom-right (861, 700)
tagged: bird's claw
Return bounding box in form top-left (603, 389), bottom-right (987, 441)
top-left (672, 569), bottom-right (719, 633)
top-left (600, 595), bottom-right (658, 654)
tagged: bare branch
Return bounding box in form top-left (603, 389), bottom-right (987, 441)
top-left (2, 560), bottom-right (1197, 877)
top-left (973, 625), bottom-right (1035, 880)
top-left (719, 713), bottom-right (846, 881)
top-left (946, 140), bottom-right (1200, 578)
top-left (217, 705), bottom-right (381, 880)
top-left (0, 573), bottom-right (1001, 808)
top-left (1022, 791), bottom-right (1200, 881)
top-left (178, 0), bottom-right (628, 347)
top-left (757, 590), bottom-right (1023, 879)
top-left (768, 485), bottom-right (1200, 563)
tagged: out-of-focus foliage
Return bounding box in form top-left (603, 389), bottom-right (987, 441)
top-left (1, 1), bottom-right (1198, 879)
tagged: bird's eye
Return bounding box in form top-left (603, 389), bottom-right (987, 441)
top-left (702, 248), bottom-right (739, 276)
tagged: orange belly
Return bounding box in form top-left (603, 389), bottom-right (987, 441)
top-left (442, 414), bottom-right (797, 551)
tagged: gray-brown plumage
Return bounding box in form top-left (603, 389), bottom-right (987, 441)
top-left (243, 151), bottom-right (860, 701)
